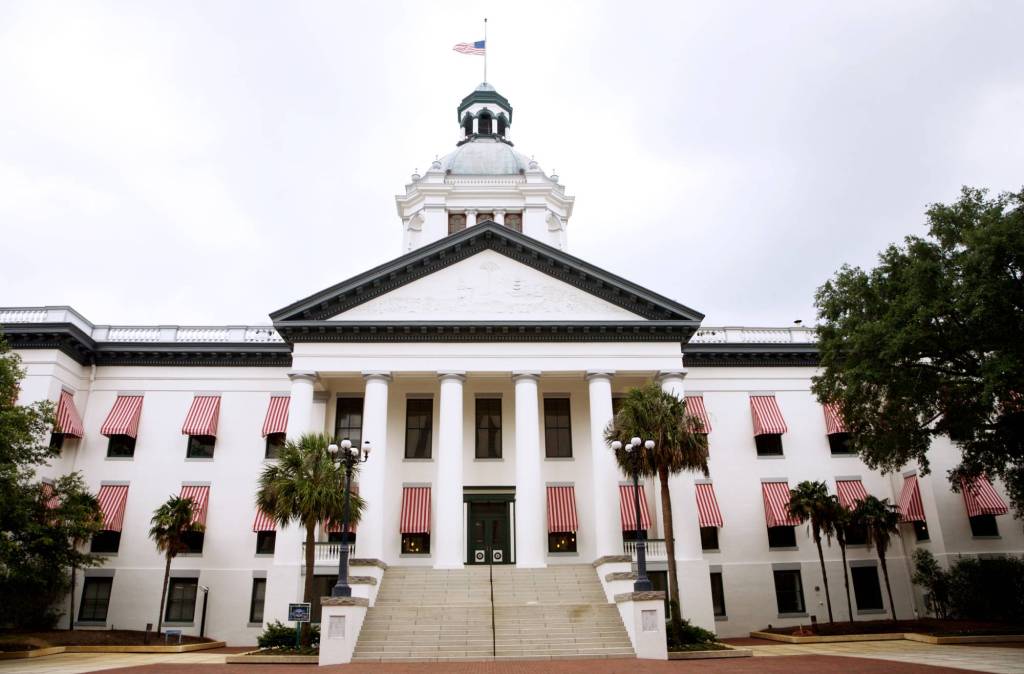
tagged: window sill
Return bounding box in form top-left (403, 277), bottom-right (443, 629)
top-left (105, 456), bottom-right (134, 461)
top-left (548, 551), bottom-right (580, 557)
top-left (399, 553), bottom-right (431, 558)
top-left (714, 615), bottom-right (728, 622)
top-left (777, 612), bottom-right (808, 619)
top-left (972, 535), bottom-right (1001, 540)
top-left (402, 458), bottom-right (433, 462)
top-left (756, 455), bottom-right (785, 459)
top-left (247, 622), bottom-right (263, 628)
top-left (75, 621), bottom-right (107, 627)
top-left (702, 548), bottom-right (720, 554)
top-left (857, 608), bottom-right (887, 615)
top-left (92, 552), bottom-right (119, 557)
top-left (254, 553), bottom-right (274, 558)
top-left (830, 453), bottom-right (856, 458)
top-left (544, 457), bottom-right (575, 461)
top-left (178, 552), bottom-right (204, 557)
top-left (474, 457), bottom-right (504, 462)
top-left (768, 546), bottom-right (799, 551)
top-left (185, 457), bottom-right (215, 462)
top-left (845, 544), bottom-right (868, 549)
top-left (164, 622), bottom-right (195, 627)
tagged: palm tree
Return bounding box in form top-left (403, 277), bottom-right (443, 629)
top-left (604, 383), bottom-right (709, 633)
top-left (60, 487), bottom-right (103, 630)
top-left (831, 500), bottom-right (855, 622)
top-left (150, 496), bottom-right (202, 636)
top-left (786, 481), bottom-right (838, 623)
top-left (852, 495), bottom-right (901, 621)
top-left (256, 432), bottom-right (365, 645)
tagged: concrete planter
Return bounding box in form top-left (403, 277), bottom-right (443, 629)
top-left (669, 646), bottom-right (753, 659)
top-left (751, 630), bottom-right (1024, 645)
top-left (225, 650), bottom-right (318, 664)
top-left (0, 641), bottom-right (226, 660)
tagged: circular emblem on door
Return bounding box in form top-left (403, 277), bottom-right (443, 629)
top-left (492, 549), bottom-right (504, 563)
top-left (474, 549), bottom-right (486, 563)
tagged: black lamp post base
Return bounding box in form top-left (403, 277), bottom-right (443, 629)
top-left (331, 584), bottom-right (353, 598)
top-left (632, 579), bottom-right (653, 592)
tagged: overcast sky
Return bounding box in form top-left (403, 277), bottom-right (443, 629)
top-left (1, 1), bottom-right (1021, 327)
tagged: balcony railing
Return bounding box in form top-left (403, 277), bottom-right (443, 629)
top-left (304, 541), bottom-right (356, 564)
top-left (622, 538), bottom-right (667, 562)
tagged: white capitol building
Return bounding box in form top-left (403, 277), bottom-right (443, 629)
top-left (4, 82), bottom-right (1020, 660)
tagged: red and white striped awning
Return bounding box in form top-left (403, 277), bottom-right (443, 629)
top-left (97, 484), bottom-right (129, 531)
top-left (56, 390), bottom-right (84, 438)
top-left (327, 484), bottom-right (359, 533)
top-left (619, 484), bottom-right (652, 531)
top-left (751, 396), bottom-right (788, 436)
top-left (41, 481), bottom-right (60, 510)
top-left (685, 396), bottom-right (712, 434)
top-left (695, 483), bottom-right (724, 528)
top-left (897, 474), bottom-right (926, 523)
top-left (762, 481), bottom-right (800, 527)
top-left (100, 395), bottom-right (144, 438)
top-left (400, 486), bottom-right (431, 534)
top-left (823, 403), bottom-right (846, 435)
top-left (960, 476), bottom-right (1008, 518)
top-left (181, 395), bottom-right (221, 436)
top-left (547, 485), bottom-right (579, 533)
top-left (835, 479), bottom-right (869, 510)
top-left (262, 396), bottom-right (290, 437)
top-left (252, 509), bottom-right (276, 532)
top-left (179, 485), bottom-right (210, 526)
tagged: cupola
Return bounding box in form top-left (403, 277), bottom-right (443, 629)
top-left (457, 82), bottom-right (513, 143)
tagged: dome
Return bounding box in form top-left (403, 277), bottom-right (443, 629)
top-left (439, 138), bottom-right (531, 175)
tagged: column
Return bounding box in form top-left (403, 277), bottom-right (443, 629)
top-left (493, 209), bottom-right (505, 226)
top-left (587, 371), bottom-right (622, 559)
top-left (466, 209), bottom-right (478, 227)
top-left (513, 372), bottom-right (545, 568)
top-left (435, 372), bottom-right (466, 568)
top-left (356, 372), bottom-right (391, 562)
top-left (286, 371), bottom-right (317, 440)
top-left (660, 368), bottom-right (716, 631)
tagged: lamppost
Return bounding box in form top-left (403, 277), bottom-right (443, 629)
top-left (326, 438), bottom-right (371, 597)
top-left (610, 436), bottom-right (654, 592)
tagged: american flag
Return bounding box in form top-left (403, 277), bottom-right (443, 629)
top-left (453, 40), bottom-right (486, 55)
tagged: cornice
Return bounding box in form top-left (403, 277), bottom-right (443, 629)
top-left (275, 321), bottom-right (698, 343)
top-left (684, 343), bottom-right (819, 367)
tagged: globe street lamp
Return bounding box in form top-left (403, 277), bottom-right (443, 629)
top-left (326, 438), bottom-right (371, 597)
top-left (610, 436), bottom-right (655, 592)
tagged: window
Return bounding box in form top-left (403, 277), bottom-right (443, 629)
top-left (404, 398), bottom-right (433, 459)
top-left (612, 397), bottom-right (624, 417)
top-left (256, 531), bottom-right (276, 555)
top-left (186, 435), bottom-right (216, 459)
top-left (401, 533), bottom-right (430, 554)
top-left (755, 434), bottom-right (784, 456)
top-left (478, 113), bottom-right (492, 134)
top-left (181, 531), bottom-right (205, 554)
top-left (851, 566), bottom-right (884, 611)
top-left (165, 578), bottom-right (198, 623)
top-left (496, 115), bottom-right (507, 136)
top-left (311, 576), bottom-right (335, 623)
top-left (773, 569), bottom-right (805, 614)
top-left (969, 514), bottom-right (999, 537)
top-left (913, 520), bottom-right (930, 541)
top-left (767, 526), bottom-right (797, 549)
top-left (504, 213), bottom-right (522, 232)
top-left (844, 522), bottom-right (868, 546)
top-left (544, 398), bottom-right (573, 458)
top-left (828, 433), bottom-right (853, 455)
top-left (475, 398), bottom-right (502, 459)
top-left (78, 577), bottom-right (113, 622)
top-left (462, 115), bottom-right (473, 137)
top-left (700, 526), bottom-right (719, 551)
top-left (448, 212), bottom-right (467, 235)
top-left (477, 212), bottom-right (494, 223)
top-left (710, 572), bottom-right (726, 617)
top-left (648, 570), bottom-right (671, 617)
top-left (548, 531), bottom-right (577, 553)
top-left (106, 435), bottom-right (136, 458)
top-left (249, 578), bottom-right (267, 623)
top-left (265, 432), bottom-right (286, 459)
top-left (90, 531), bottom-right (121, 554)
top-left (335, 398), bottom-right (364, 447)
top-left (50, 433), bottom-right (65, 450)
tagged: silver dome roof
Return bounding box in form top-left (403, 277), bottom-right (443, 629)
top-left (439, 139), bottom-right (531, 175)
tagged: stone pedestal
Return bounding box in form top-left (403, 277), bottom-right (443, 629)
top-left (615, 591), bottom-right (668, 660)
top-left (318, 596), bottom-right (368, 666)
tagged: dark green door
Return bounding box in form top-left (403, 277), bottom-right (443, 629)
top-left (467, 501), bottom-right (511, 564)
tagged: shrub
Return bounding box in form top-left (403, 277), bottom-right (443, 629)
top-left (946, 556), bottom-right (1024, 622)
top-left (665, 604), bottom-right (717, 649)
top-left (911, 549), bottom-right (950, 619)
top-left (257, 620), bottom-right (320, 649)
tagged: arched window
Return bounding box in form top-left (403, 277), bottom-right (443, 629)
top-left (462, 115), bottom-right (473, 137)
top-left (478, 112), bottom-right (493, 135)
top-left (497, 115), bottom-right (507, 136)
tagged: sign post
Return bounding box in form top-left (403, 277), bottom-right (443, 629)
top-left (287, 602), bottom-right (311, 649)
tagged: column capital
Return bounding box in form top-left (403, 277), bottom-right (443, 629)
top-left (288, 370), bottom-right (318, 384)
top-left (438, 371), bottom-right (466, 383)
top-left (586, 370), bottom-right (615, 382)
top-left (657, 368), bottom-right (688, 381)
top-left (512, 371), bottom-right (541, 382)
top-left (361, 371), bottom-right (392, 383)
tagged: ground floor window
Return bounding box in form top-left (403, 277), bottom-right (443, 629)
top-left (182, 530), bottom-right (205, 554)
top-left (249, 578), bottom-right (267, 623)
top-left (548, 531), bottom-right (577, 553)
top-left (311, 576), bottom-right (336, 623)
top-left (648, 570), bottom-right (671, 618)
top-left (265, 433), bottom-right (286, 459)
top-left (50, 433), bottom-right (65, 450)
top-left (773, 569), bottom-right (805, 614)
top-left (401, 533), bottom-right (429, 555)
top-left (186, 435), bottom-right (216, 459)
top-left (165, 578), bottom-right (199, 623)
top-left (90, 530), bottom-right (121, 554)
top-left (844, 522), bottom-right (868, 545)
top-left (700, 526), bottom-right (719, 551)
top-left (106, 434), bottom-right (136, 458)
top-left (78, 577), bottom-right (113, 622)
top-left (851, 566), bottom-right (884, 611)
top-left (710, 572), bottom-right (726, 617)
top-left (767, 526), bottom-right (796, 549)
top-left (912, 520), bottom-right (930, 541)
top-left (969, 514), bottom-right (999, 537)
top-left (256, 531), bottom-right (276, 555)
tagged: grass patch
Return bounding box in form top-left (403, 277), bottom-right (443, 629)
top-left (669, 642), bottom-right (730, 652)
top-left (246, 646), bottom-right (319, 656)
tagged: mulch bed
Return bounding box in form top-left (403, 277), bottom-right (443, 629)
top-left (0, 629), bottom-right (215, 652)
top-left (761, 618), bottom-right (1024, 637)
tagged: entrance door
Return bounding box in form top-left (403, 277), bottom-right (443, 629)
top-left (468, 501), bottom-right (511, 564)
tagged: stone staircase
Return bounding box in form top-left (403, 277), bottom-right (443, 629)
top-left (352, 564), bottom-right (635, 662)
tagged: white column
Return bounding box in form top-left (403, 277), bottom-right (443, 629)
top-left (435, 372), bottom-right (466, 568)
top-left (356, 372), bottom-right (391, 562)
top-left (660, 368), bottom-right (716, 631)
top-left (513, 372), bottom-right (545, 568)
top-left (286, 371), bottom-right (317, 440)
top-left (494, 209), bottom-right (505, 225)
top-left (587, 371), bottom-right (621, 559)
top-left (467, 209), bottom-right (478, 227)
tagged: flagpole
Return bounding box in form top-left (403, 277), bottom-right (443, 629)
top-left (483, 17), bottom-right (487, 82)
